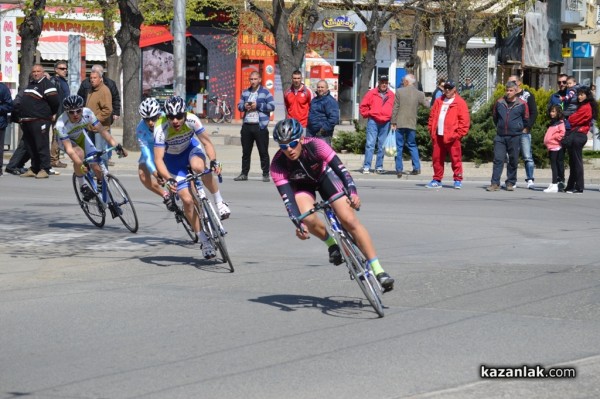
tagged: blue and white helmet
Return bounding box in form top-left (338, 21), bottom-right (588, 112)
top-left (138, 97), bottom-right (161, 118)
top-left (164, 96), bottom-right (186, 116)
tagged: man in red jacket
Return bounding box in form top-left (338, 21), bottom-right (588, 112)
top-left (284, 70), bottom-right (313, 128)
top-left (359, 75), bottom-right (394, 174)
top-left (427, 79), bottom-right (470, 189)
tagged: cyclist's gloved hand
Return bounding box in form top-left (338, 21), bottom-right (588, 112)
top-left (166, 178), bottom-right (177, 193)
top-left (79, 163), bottom-right (89, 174)
top-left (295, 222), bottom-right (310, 240)
top-left (115, 144), bottom-right (128, 158)
top-left (210, 159), bottom-right (222, 174)
top-left (348, 193), bottom-right (361, 210)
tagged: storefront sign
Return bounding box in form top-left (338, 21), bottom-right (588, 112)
top-left (323, 16), bottom-right (356, 30)
top-left (396, 38), bottom-right (413, 62)
top-left (561, 47), bottom-right (572, 58)
top-left (571, 42), bottom-right (591, 58)
top-left (1, 16), bottom-right (18, 82)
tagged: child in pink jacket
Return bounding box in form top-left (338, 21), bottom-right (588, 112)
top-left (543, 105), bottom-right (567, 192)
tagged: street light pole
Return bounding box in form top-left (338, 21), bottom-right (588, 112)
top-left (173, 0), bottom-right (186, 98)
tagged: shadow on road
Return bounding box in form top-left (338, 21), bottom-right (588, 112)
top-left (139, 255), bottom-right (232, 273)
top-left (249, 294), bottom-right (381, 318)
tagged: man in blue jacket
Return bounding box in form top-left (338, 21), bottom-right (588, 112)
top-left (0, 82), bottom-right (14, 176)
top-left (306, 80), bottom-right (339, 145)
top-left (487, 80), bottom-right (529, 192)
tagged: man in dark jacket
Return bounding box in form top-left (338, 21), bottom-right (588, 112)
top-left (18, 64), bottom-right (60, 179)
top-left (49, 60), bottom-right (70, 168)
top-left (0, 81), bottom-right (14, 176)
top-left (487, 80), bottom-right (529, 192)
top-left (509, 75), bottom-right (538, 189)
top-left (306, 80), bottom-right (339, 145)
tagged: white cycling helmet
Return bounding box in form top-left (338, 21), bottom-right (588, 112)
top-left (139, 97), bottom-right (161, 118)
top-left (164, 96), bottom-right (186, 116)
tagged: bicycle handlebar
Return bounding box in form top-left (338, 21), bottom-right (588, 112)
top-left (82, 146), bottom-right (117, 164)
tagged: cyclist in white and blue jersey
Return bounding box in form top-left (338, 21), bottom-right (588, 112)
top-left (154, 95), bottom-right (229, 259)
top-left (54, 95), bottom-right (126, 201)
top-left (136, 98), bottom-right (177, 211)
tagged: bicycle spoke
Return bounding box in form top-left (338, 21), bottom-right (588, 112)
top-left (72, 173), bottom-right (105, 227)
top-left (106, 175), bottom-right (139, 233)
top-left (203, 199), bottom-right (233, 272)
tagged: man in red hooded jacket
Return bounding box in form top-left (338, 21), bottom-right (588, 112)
top-left (426, 79), bottom-right (470, 189)
top-left (284, 70), bottom-right (313, 128)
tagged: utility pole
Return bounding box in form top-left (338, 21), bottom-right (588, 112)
top-left (173, 0), bottom-right (186, 98)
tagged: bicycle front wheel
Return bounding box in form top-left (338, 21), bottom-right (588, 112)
top-left (174, 195), bottom-right (198, 243)
top-left (207, 102), bottom-right (219, 123)
top-left (202, 199), bottom-right (234, 272)
top-left (72, 173), bottom-right (106, 227)
top-left (339, 235), bottom-right (384, 317)
top-left (106, 174), bottom-right (139, 233)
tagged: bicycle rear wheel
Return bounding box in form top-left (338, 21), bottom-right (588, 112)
top-left (202, 199), bottom-right (234, 272)
top-left (72, 173), bottom-right (106, 227)
top-left (207, 102), bottom-right (219, 123)
top-left (339, 234), bottom-right (384, 317)
top-left (223, 103), bottom-right (232, 123)
top-left (174, 194), bottom-right (198, 243)
top-left (106, 174), bottom-right (139, 233)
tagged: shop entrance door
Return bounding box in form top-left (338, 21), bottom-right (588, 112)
top-left (336, 61), bottom-right (354, 122)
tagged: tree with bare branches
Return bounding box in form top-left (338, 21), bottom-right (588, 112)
top-left (18, 0), bottom-right (47, 88)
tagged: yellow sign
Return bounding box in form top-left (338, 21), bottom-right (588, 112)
top-left (562, 47), bottom-right (572, 58)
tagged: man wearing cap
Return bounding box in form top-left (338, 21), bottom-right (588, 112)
top-left (391, 74), bottom-right (429, 178)
top-left (427, 79), bottom-right (470, 189)
top-left (359, 74), bottom-right (394, 174)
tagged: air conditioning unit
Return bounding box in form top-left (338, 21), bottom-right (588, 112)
top-left (429, 18), bottom-right (444, 33)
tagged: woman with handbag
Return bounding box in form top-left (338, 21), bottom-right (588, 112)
top-left (565, 86), bottom-right (598, 194)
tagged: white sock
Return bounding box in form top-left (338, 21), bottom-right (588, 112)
top-left (77, 176), bottom-right (84, 186)
top-left (212, 190), bottom-right (223, 204)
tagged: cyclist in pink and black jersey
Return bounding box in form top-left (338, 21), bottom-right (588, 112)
top-left (270, 118), bottom-right (394, 291)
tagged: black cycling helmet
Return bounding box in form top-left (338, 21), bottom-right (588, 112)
top-left (273, 118), bottom-right (303, 143)
top-left (63, 95), bottom-right (85, 110)
top-left (164, 95), bottom-right (186, 116)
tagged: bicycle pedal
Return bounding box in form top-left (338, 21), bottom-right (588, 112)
top-left (108, 203), bottom-right (121, 218)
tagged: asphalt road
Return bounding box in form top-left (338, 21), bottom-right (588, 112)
top-left (1, 174), bottom-right (600, 399)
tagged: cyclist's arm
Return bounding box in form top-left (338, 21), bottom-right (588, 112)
top-left (153, 145), bottom-right (171, 182)
top-left (328, 155), bottom-right (358, 196)
top-left (196, 132), bottom-right (217, 163)
top-left (137, 129), bottom-right (157, 174)
top-left (276, 182), bottom-right (302, 221)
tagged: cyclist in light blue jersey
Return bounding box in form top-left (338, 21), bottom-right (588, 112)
top-left (54, 95), bottom-right (126, 200)
top-left (154, 96), bottom-right (229, 259)
top-left (136, 98), bottom-right (177, 211)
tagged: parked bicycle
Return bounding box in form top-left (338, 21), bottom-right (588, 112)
top-left (72, 147), bottom-right (139, 233)
top-left (177, 170), bottom-right (233, 272)
top-left (294, 190), bottom-right (385, 317)
top-left (206, 93), bottom-right (232, 124)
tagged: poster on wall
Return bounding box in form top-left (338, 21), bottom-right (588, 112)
top-left (142, 47), bottom-right (175, 94)
top-left (0, 16), bottom-right (18, 83)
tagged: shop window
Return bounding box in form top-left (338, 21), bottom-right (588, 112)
top-left (572, 57), bottom-right (593, 86)
top-left (336, 33), bottom-right (356, 60)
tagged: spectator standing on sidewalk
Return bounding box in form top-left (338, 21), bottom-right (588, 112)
top-left (430, 77), bottom-right (445, 107)
top-left (542, 105), bottom-right (567, 193)
top-left (83, 71), bottom-right (112, 162)
top-left (49, 60), bottom-right (70, 169)
top-left (359, 75), bottom-right (394, 174)
top-left (426, 79), bottom-right (470, 189)
top-left (0, 81), bottom-right (14, 177)
top-left (234, 71), bottom-right (275, 182)
top-left (18, 64), bottom-right (60, 179)
top-left (390, 74), bottom-right (429, 178)
top-left (509, 75), bottom-right (538, 189)
top-left (305, 80), bottom-right (339, 145)
top-left (487, 81), bottom-right (529, 192)
top-left (284, 70), bottom-right (313, 128)
top-left (78, 64), bottom-right (120, 165)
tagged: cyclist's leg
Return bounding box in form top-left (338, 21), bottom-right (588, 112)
top-left (138, 163), bottom-right (165, 197)
top-left (165, 149), bottom-right (200, 232)
top-left (191, 146), bottom-right (230, 219)
top-left (294, 190), bottom-right (328, 240)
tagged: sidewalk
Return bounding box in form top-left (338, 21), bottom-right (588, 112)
top-left (5, 121), bottom-right (600, 185)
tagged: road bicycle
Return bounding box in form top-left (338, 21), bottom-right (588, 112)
top-left (178, 170), bottom-right (234, 272)
top-left (294, 191), bottom-right (385, 317)
top-left (206, 93), bottom-right (232, 124)
top-left (167, 190), bottom-right (198, 243)
top-left (72, 147), bottom-right (139, 233)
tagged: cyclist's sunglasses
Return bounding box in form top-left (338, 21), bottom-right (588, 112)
top-left (167, 112), bottom-right (186, 120)
top-left (68, 109), bottom-right (83, 115)
top-left (279, 139), bottom-right (300, 150)
top-left (144, 115), bottom-right (160, 122)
